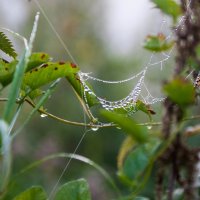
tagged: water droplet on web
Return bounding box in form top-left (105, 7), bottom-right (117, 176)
top-left (147, 125), bottom-right (152, 130)
top-left (40, 113), bottom-right (47, 118)
top-left (91, 127), bottom-right (99, 132)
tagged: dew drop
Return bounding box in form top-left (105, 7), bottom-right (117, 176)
top-left (91, 127), bottom-right (99, 132)
top-left (147, 125), bottom-right (152, 130)
top-left (40, 113), bottom-right (47, 118)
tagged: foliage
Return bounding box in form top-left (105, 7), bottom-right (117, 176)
top-left (0, 1), bottom-right (200, 200)
top-left (151, 0), bottom-right (182, 22)
top-left (0, 32), bottom-right (17, 58)
top-left (54, 179), bottom-right (91, 200)
top-left (13, 186), bottom-right (47, 200)
top-left (143, 33), bottom-right (174, 52)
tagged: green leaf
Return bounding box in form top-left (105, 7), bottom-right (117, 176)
top-left (3, 13), bottom-right (39, 123)
top-left (0, 53), bottom-right (50, 88)
top-left (163, 78), bottom-right (195, 106)
top-left (55, 179), bottom-right (91, 200)
top-left (0, 59), bottom-right (17, 87)
top-left (143, 34), bottom-right (174, 52)
top-left (101, 110), bottom-right (149, 143)
top-left (66, 73), bottom-right (99, 107)
top-left (26, 52), bottom-right (51, 71)
top-left (13, 186), bottom-right (47, 200)
top-left (0, 32), bottom-right (17, 58)
top-left (22, 62), bottom-right (78, 91)
top-left (151, 0), bottom-right (182, 21)
top-left (112, 100), bottom-right (155, 119)
top-left (135, 100), bottom-right (156, 119)
top-left (118, 138), bottom-right (160, 183)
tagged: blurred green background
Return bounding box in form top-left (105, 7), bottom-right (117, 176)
top-left (0, 0), bottom-right (174, 199)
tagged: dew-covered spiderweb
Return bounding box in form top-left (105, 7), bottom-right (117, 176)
top-left (76, 2), bottom-right (192, 116)
top-left (32, 0), bottom-right (192, 198)
top-left (33, 0), bottom-right (191, 119)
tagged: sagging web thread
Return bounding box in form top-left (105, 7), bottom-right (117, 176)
top-left (75, 9), bottom-right (192, 115)
top-left (79, 68), bottom-right (164, 115)
top-left (33, 0), bottom-right (193, 119)
top-left (78, 50), bottom-right (171, 115)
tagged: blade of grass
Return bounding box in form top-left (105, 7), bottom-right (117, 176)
top-left (0, 120), bottom-right (12, 194)
top-left (7, 105), bottom-right (23, 135)
top-left (3, 13), bottom-right (40, 123)
top-left (14, 153), bottom-right (121, 197)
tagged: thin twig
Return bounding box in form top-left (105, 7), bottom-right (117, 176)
top-left (0, 97), bottom-right (200, 130)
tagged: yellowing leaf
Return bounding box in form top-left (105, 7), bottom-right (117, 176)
top-left (117, 136), bottom-right (135, 170)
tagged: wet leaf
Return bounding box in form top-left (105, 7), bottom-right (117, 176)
top-left (101, 110), bottom-right (149, 143)
top-left (66, 73), bottom-right (99, 107)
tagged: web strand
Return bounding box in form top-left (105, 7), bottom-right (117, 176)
top-left (33, 0), bottom-right (78, 65)
top-left (33, 1), bottom-right (90, 198)
top-left (48, 130), bottom-right (89, 200)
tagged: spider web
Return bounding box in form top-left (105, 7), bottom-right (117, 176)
top-left (33, 0), bottom-right (189, 118)
top-left (78, 45), bottom-right (171, 115)
top-left (31, 0), bottom-right (192, 199)
top-left (75, 7), bottom-right (191, 116)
